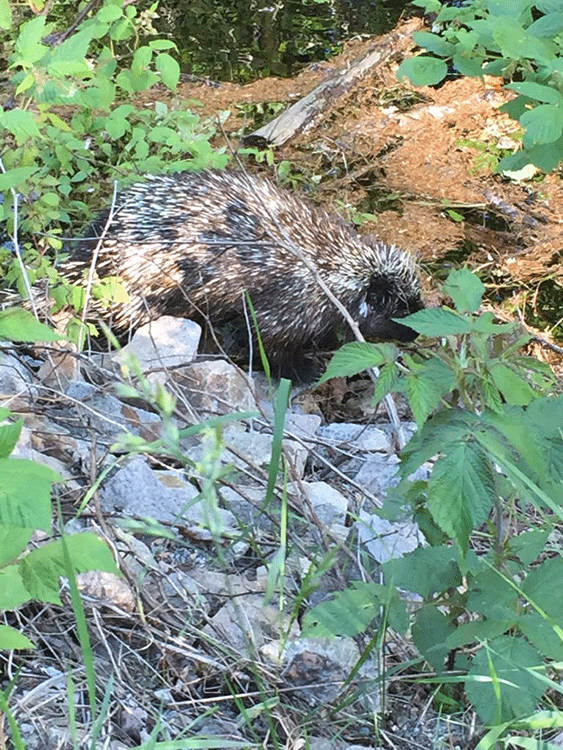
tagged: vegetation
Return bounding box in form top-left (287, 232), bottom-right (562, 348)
top-left (398, 0), bottom-right (563, 173)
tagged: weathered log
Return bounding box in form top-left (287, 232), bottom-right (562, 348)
top-left (243, 17), bottom-right (423, 148)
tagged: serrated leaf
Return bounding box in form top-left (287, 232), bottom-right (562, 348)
top-left (397, 307), bottom-right (472, 336)
top-left (404, 357), bottom-right (457, 426)
top-left (0, 624), bottom-right (34, 650)
top-left (466, 636), bottom-right (545, 724)
top-left (442, 269), bottom-right (484, 313)
top-left (428, 441), bottom-right (495, 549)
top-left (510, 529), bottom-right (550, 566)
top-left (302, 581), bottom-right (385, 637)
top-left (371, 362), bottom-right (400, 404)
top-left (20, 533), bottom-right (119, 604)
top-left (396, 56), bottom-right (448, 86)
top-left (466, 569), bottom-right (520, 619)
top-left (0, 165), bottom-right (38, 190)
top-left (446, 619), bottom-right (515, 649)
top-left (318, 341), bottom-right (398, 383)
top-left (0, 308), bottom-right (62, 343)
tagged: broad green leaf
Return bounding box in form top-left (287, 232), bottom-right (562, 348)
top-left (0, 565), bottom-right (32, 609)
top-left (371, 362), bottom-right (400, 405)
top-left (0, 165), bottom-right (38, 190)
top-left (506, 81), bottom-right (563, 104)
top-left (412, 31), bottom-right (455, 57)
top-left (0, 308), bottom-right (63, 343)
top-left (446, 619), bottom-right (515, 649)
top-left (0, 418), bottom-right (23, 458)
top-left (0, 624), bottom-right (34, 650)
top-left (396, 56), bottom-right (448, 87)
top-left (404, 357), bottom-right (457, 427)
top-left (412, 605), bottom-right (455, 674)
top-left (382, 545), bottom-right (462, 599)
top-left (526, 134), bottom-right (563, 171)
top-left (453, 52), bottom-right (486, 77)
top-left (510, 529), bottom-right (550, 565)
top-left (521, 104), bottom-right (563, 148)
top-left (443, 269), bottom-right (484, 313)
top-left (0, 458), bottom-right (60, 530)
top-left (0, 526), bottom-right (31, 566)
top-left (518, 613), bottom-right (563, 661)
top-left (428, 440), bottom-right (495, 549)
top-left (397, 307), bottom-right (472, 336)
top-left (20, 533), bottom-right (119, 604)
top-left (465, 636), bottom-right (545, 724)
top-left (528, 11), bottom-right (563, 38)
top-left (466, 569), bottom-right (519, 619)
top-left (318, 341), bottom-right (398, 383)
top-left (155, 52), bottom-right (180, 90)
top-left (522, 557), bottom-right (563, 620)
top-left (489, 363), bottom-right (536, 405)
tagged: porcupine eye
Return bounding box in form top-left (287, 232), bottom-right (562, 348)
top-left (360, 276), bottom-right (420, 343)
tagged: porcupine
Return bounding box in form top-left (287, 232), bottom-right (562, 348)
top-left (63, 169), bottom-right (423, 381)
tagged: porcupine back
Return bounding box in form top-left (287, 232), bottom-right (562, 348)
top-left (64, 169), bottom-right (423, 380)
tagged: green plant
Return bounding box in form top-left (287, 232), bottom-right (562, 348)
top-left (307, 269), bottom-right (563, 740)
top-left (399, 0), bottom-right (563, 173)
top-left (0, 310), bottom-right (119, 651)
top-left (0, 0), bottom-right (229, 311)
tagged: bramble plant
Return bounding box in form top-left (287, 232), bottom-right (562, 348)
top-left (310, 269), bottom-right (563, 737)
top-left (398, 0), bottom-right (563, 173)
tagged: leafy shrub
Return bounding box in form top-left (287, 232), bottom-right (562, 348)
top-left (0, 0), bottom-right (229, 308)
top-left (398, 0), bottom-right (563, 172)
top-left (309, 270), bottom-right (563, 735)
top-left (0, 309), bottom-right (118, 650)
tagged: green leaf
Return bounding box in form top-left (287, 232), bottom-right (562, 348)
top-left (518, 613), bottom-right (563, 661)
top-left (404, 357), bottom-right (457, 427)
top-left (155, 52), bottom-right (180, 90)
top-left (0, 0), bottom-right (11, 29)
top-left (412, 605), bottom-right (455, 674)
top-left (318, 341), bottom-right (398, 383)
top-left (443, 269), bottom-right (484, 313)
top-left (0, 418), bottom-right (23, 458)
top-left (428, 440), bottom-right (495, 549)
top-left (396, 56), bottom-right (448, 87)
top-left (0, 565), bottom-right (33, 609)
top-left (0, 526), bottom-right (32, 567)
top-left (446, 619), bottom-right (515, 649)
top-left (466, 569), bottom-right (520, 619)
top-left (412, 31), bottom-right (455, 57)
top-left (302, 581), bottom-right (406, 637)
top-left (0, 165), bottom-right (38, 190)
top-left (465, 636), bottom-right (545, 724)
top-left (521, 104), bottom-right (563, 148)
top-left (398, 307), bottom-right (472, 337)
top-left (0, 458), bottom-right (60, 531)
top-left (489, 363), bottom-right (536, 406)
top-left (505, 81), bottom-right (563, 104)
top-left (0, 624), bottom-right (34, 650)
top-left (0, 308), bottom-right (63, 343)
top-left (528, 11), bottom-right (563, 38)
top-left (522, 557), bottom-right (563, 621)
top-left (526, 134), bottom-right (563, 171)
top-left (371, 362), bottom-right (400, 404)
top-left (382, 545), bottom-right (462, 599)
top-left (20, 533), bottom-right (119, 604)
top-left (510, 529), bottom-right (550, 565)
